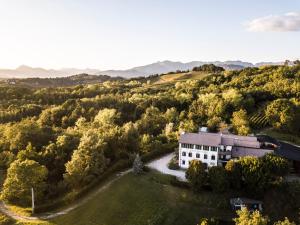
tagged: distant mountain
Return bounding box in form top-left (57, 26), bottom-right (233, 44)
top-left (0, 60), bottom-right (288, 79)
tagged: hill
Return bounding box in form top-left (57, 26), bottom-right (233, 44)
top-left (0, 60), bottom-right (291, 79)
top-left (1, 74), bottom-right (124, 88)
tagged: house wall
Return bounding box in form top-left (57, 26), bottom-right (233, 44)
top-left (179, 143), bottom-right (219, 169)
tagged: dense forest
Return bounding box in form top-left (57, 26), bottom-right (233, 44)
top-left (0, 63), bottom-right (299, 209)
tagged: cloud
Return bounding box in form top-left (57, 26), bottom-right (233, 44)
top-left (245, 12), bottom-right (300, 32)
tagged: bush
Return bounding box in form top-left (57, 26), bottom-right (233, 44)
top-left (0, 213), bottom-right (14, 225)
top-left (169, 176), bottom-right (190, 189)
top-left (168, 157), bottom-right (179, 170)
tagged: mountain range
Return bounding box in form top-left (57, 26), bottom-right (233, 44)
top-left (0, 60), bottom-right (287, 79)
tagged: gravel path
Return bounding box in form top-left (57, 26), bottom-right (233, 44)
top-left (147, 153), bottom-right (187, 181)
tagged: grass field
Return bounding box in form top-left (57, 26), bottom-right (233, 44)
top-left (153, 71), bottom-right (210, 85)
top-left (261, 129), bottom-right (300, 146)
top-left (47, 171), bottom-right (234, 225)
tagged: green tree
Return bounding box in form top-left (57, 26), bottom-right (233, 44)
top-left (265, 99), bottom-right (300, 133)
top-left (239, 156), bottom-right (269, 194)
top-left (273, 218), bottom-right (296, 225)
top-left (94, 108), bottom-right (120, 126)
top-left (208, 166), bottom-right (229, 193)
top-left (225, 160), bottom-right (242, 190)
top-left (1, 159), bottom-right (48, 206)
top-left (234, 208), bottom-right (269, 225)
top-left (231, 109), bottom-right (251, 135)
top-left (64, 130), bottom-right (107, 188)
top-left (261, 153), bottom-right (289, 177)
top-left (186, 160), bottom-right (208, 192)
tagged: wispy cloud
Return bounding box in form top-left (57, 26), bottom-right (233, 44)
top-left (245, 12), bottom-right (300, 32)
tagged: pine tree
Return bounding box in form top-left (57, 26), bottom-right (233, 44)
top-left (133, 154), bottom-right (143, 175)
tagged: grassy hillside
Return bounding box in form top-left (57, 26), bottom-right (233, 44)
top-left (50, 171), bottom-right (234, 225)
top-left (152, 71), bottom-right (210, 84)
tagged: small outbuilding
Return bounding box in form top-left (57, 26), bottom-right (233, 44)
top-left (230, 197), bottom-right (263, 212)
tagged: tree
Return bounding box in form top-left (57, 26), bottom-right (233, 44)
top-left (121, 122), bottom-right (139, 154)
top-left (1, 159), bottom-right (48, 206)
top-left (186, 160), bottom-right (208, 192)
top-left (231, 109), bottom-right (251, 135)
top-left (225, 160), bottom-right (242, 190)
top-left (208, 166), bottom-right (229, 193)
top-left (64, 130), bottom-right (107, 188)
top-left (261, 154), bottom-right (289, 177)
top-left (265, 99), bottom-right (300, 133)
top-left (207, 116), bottom-right (222, 132)
top-left (234, 208), bottom-right (269, 225)
top-left (94, 108), bottom-right (120, 126)
top-left (239, 156), bottom-right (269, 194)
top-left (198, 218), bottom-right (219, 225)
top-left (273, 218), bottom-right (296, 225)
top-left (132, 154), bottom-right (143, 175)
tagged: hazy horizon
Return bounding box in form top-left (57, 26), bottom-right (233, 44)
top-left (0, 0), bottom-right (299, 70)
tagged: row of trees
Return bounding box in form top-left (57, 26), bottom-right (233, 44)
top-left (186, 154), bottom-right (289, 195)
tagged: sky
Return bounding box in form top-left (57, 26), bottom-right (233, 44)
top-left (0, 0), bottom-right (299, 70)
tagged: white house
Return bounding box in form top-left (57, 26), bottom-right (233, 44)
top-left (178, 130), bottom-right (275, 169)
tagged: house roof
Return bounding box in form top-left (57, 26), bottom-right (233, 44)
top-left (232, 147), bottom-right (274, 158)
top-left (179, 132), bottom-right (221, 146)
top-left (230, 198), bottom-right (263, 205)
top-left (179, 132), bottom-right (261, 149)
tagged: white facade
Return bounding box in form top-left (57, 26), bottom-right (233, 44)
top-left (178, 143), bottom-right (219, 169)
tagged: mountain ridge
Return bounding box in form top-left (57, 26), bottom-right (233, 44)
top-left (0, 60), bottom-right (288, 78)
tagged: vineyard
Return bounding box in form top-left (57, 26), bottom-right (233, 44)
top-left (249, 110), bottom-right (269, 130)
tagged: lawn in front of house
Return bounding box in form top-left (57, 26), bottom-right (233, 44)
top-left (49, 171), bottom-right (234, 225)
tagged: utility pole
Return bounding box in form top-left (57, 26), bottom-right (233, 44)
top-left (31, 187), bottom-right (35, 214)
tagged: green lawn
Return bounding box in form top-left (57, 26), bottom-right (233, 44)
top-left (47, 171), bottom-right (234, 225)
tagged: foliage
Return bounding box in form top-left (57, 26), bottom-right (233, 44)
top-left (273, 218), bottom-right (296, 225)
top-left (225, 160), bottom-right (242, 190)
top-left (0, 64), bottom-right (299, 207)
top-left (0, 212), bottom-right (14, 225)
top-left (1, 159), bottom-right (48, 206)
top-left (64, 130), bottom-right (107, 188)
top-left (234, 208), bottom-right (269, 225)
top-left (186, 160), bottom-right (208, 192)
top-left (208, 166), bottom-right (229, 193)
top-left (265, 99), bottom-right (300, 133)
top-left (231, 109), bottom-right (251, 135)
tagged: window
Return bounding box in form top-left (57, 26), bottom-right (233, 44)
top-left (182, 151), bottom-right (186, 156)
top-left (211, 146), bottom-right (218, 151)
top-left (195, 145), bottom-right (201, 150)
top-left (181, 143), bottom-right (194, 149)
top-left (203, 145), bottom-right (209, 151)
top-left (188, 152), bottom-right (192, 157)
top-left (196, 153), bottom-right (200, 158)
top-left (211, 155), bottom-right (216, 160)
top-left (182, 160), bottom-right (185, 165)
top-left (204, 154), bottom-right (207, 159)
